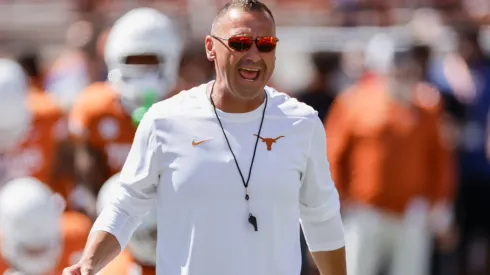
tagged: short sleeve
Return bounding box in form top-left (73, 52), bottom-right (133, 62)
top-left (299, 115), bottom-right (345, 252)
top-left (90, 108), bottom-right (161, 249)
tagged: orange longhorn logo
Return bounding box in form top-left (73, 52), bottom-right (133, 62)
top-left (254, 135), bottom-right (284, 151)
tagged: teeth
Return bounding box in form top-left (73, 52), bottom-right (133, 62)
top-left (241, 68), bottom-right (259, 72)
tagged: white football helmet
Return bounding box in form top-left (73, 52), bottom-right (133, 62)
top-left (0, 177), bottom-right (66, 274)
top-left (105, 8), bottom-right (182, 115)
top-left (97, 173), bottom-right (157, 266)
top-left (363, 33), bottom-right (396, 76)
top-left (0, 59), bottom-right (32, 153)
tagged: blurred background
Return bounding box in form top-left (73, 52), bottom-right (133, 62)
top-left (0, 0), bottom-right (490, 274)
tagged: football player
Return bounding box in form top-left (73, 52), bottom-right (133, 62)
top-left (326, 37), bottom-right (454, 275)
top-left (0, 177), bottom-right (92, 274)
top-left (96, 173), bottom-right (157, 275)
top-left (0, 55), bottom-right (73, 202)
top-left (11, 50), bottom-right (74, 201)
top-left (69, 8), bottom-right (182, 207)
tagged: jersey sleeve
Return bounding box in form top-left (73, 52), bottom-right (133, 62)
top-left (299, 114), bottom-right (345, 252)
top-left (90, 107), bottom-right (161, 250)
top-left (426, 107), bottom-right (456, 234)
top-left (50, 112), bottom-right (73, 199)
top-left (323, 94), bottom-right (353, 199)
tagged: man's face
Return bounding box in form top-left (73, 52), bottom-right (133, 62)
top-left (206, 8), bottom-right (276, 100)
top-left (111, 53), bottom-right (166, 120)
top-left (393, 58), bottom-right (422, 86)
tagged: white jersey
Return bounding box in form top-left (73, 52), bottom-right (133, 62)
top-left (92, 81), bottom-right (344, 275)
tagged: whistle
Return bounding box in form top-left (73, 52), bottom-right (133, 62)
top-left (248, 214), bottom-right (258, 231)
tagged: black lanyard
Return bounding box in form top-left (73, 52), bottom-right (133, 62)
top-left (209, 82), bottom-right (267, 232)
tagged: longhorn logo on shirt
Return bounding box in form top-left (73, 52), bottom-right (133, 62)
top-left (254, 135), bottom-right (284, 151)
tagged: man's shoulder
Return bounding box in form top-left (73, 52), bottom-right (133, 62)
top-left (70, 82), bottom-right (116, 117)
top-left (27, 92), bottom-right (66, 134)
top-left (145, 84), bottom-right (320, 122)
top-left (266, 86), bottom-right (318, 121)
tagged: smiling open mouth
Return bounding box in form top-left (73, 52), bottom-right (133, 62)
top-left (238, 68), bottom-right (260, 81)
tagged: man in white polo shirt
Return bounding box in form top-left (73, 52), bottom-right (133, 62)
top-left (63, 1), bottom-right (346, 274)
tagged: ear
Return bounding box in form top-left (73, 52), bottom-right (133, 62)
top-left (205, 35), bottom-right (216, 61)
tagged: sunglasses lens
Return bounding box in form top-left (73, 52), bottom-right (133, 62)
top-left (228, 36), bottom-right (253, 52)
top-left (256, 37), bottom-right (278, 52)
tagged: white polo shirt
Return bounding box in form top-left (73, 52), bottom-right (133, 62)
top-left (92, 82), bottom-right (344, 275)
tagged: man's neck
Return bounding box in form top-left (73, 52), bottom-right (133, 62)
top-left (208, 81), bottom-right (265, 113)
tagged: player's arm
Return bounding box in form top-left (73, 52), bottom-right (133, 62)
top-left (71, 108), bottom-right (161, 273)
top-left (49, 115), bottom-right (77, 202)
top-left (74, 142), bottom-right (109, 195)
top-left (299, 114), bottom-right (346, 275)
top-left (427, 102), bottom-right (456, 239)
top-left (68, 95), bottom-right (110, 216)
top-left (52, 139), bottom-right (75, 180)
top-left (65, 142), bottom-right (108, 219)
top-left (324, 96), bottom-right (352, 204)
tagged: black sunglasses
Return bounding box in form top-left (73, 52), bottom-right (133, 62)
top-left (212, 35), bottom-right (279, 53)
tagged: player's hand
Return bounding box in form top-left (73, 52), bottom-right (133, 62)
top-left (62, 261), bottom-right (95, 275)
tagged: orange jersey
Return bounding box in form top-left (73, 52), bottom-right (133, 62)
top-left (0, 211), bottom-right (92, 274)
top-left (100, 249), bottom-right (156, 275)
top-left (325, 78), bottom-right (454, 214)
top-left (69, 82), bottom-right (137, 187)
top-left (6, 91), bottom-right (71, 199)
top-left (55, 211), bottom-right (92, 272)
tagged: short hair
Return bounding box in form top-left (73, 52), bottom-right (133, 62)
top-left (211, 0), bottom-right (275, 34)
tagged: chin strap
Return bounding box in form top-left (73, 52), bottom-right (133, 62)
top-left (131, 90), bottom-right (158, 126)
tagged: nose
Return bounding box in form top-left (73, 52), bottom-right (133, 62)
top-left (243, 42), bottom-right (262, 63)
